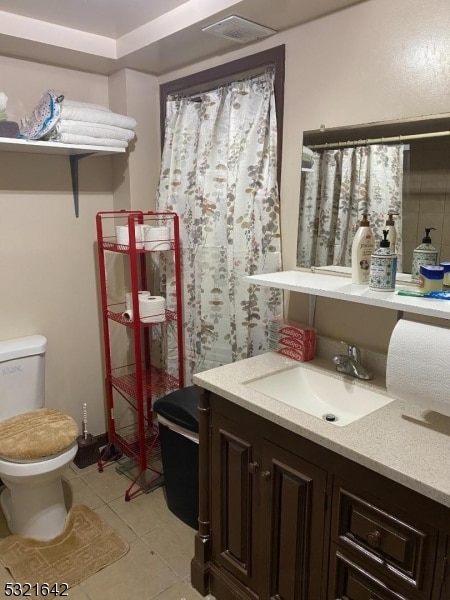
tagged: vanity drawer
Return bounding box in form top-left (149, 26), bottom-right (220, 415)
top-left (330, 548), bottom-right (409, 600)
top-left (333, 485), bottom-right (436, 595)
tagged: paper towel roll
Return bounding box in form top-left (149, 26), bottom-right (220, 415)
top-left (122, 309), bottom-right (133, 321)
top-left (143, 226), bottom-right (171, 251)
top-left (139, 295), bottom-right (166, 323)
top-left (125, 290), bottom-right (151, 310)
top-left (386, 319), bottom-right (450, 416)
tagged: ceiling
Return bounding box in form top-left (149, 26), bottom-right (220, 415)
top-left (0, 0), bottom-right (366, 76)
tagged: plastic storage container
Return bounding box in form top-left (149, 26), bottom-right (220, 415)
top-left (419, 265), bottom-right (444, 293)
top-left (153, 387), bottom-right (199, 529)
top-left (440, 262), bottom-right (450, 288)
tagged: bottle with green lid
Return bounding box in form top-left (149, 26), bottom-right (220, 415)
top-left (411, 227), bottom-right (438, 282)
top-left (369, 229), bottom-right (397, 291)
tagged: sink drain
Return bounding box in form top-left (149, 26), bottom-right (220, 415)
top-left (323, 413), bottom-right (338, 422)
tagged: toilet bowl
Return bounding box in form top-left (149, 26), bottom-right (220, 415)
top-left (0, 335), bottom-right (79, 540)
top-left (0, 443), bottom-right (78, 540)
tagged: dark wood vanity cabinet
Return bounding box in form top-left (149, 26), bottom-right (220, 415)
top-left (208, 411), bottom-right (327, 600)
top-left (433, 536), bottom-right (450, 600)
top-left (442, 538), bottom-right (450, 600)
top-left (329, 478), bottom-right (441, 600)
top-left (191, 388), bottom-right (450, 600)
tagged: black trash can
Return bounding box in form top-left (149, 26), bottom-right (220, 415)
top-left (154, 386), bottom-right (199, 529)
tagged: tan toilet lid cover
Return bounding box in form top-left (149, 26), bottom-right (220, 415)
top-left (0, 408), bottom-right (78, 461)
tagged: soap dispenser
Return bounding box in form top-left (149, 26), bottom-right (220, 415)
top-left (369, 230), bottom-right (397, 291)
top-left (351, 213), bottom-right (375, 285)
top-left (411, 227), bottom-right (438, 282)
top-left (385, 211), bottom-right (399, 254)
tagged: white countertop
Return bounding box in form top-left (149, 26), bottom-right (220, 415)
top-left (193, 353), bottom-right (450, 509)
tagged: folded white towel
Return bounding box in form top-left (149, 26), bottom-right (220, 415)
top-left (53, 119), bottom-right (136, 142)
top-left (61, 105), bottom-right (136, 130)
top-left (63, 99), bottom-right (111, 112)
top-left (51, 132), bottom-right (129, 148)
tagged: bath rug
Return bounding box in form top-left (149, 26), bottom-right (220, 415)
top-left (0, 504), bottom-right (129, 589)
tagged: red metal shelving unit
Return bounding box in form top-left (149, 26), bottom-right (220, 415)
top-left (96, 210), bottom-right (184, 500)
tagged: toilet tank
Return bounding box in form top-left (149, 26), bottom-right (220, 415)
top-left (0, 335), bottom-right (47, 421)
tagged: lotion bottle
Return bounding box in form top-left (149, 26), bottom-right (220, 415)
top-left (352, 213), bottom-right (375, 285)
top-left (385, 212), bottom-right (399, 254)
top-left (411, 227), bottom-right (438, 282)
top-left (369, 230), bottom-right (397, 292)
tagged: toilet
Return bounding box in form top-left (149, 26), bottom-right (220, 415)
top-left (0, 335), bottom-right (78, 540)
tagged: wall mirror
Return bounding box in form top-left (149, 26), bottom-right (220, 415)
top-left (296, 112), bottom-right (450, 277)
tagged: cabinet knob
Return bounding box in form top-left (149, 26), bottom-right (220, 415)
top-left (248, 461), bottom-right (260, 474)
top-left (367, 530), bottom-right (381, 548)
top-left (261, 470), bottom-right (271, 481)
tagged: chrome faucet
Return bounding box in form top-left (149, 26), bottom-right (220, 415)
top-left (332, 342), bottom-right (373, 380)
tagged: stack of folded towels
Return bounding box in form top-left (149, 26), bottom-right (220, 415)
top-left (46, 98), bottom-right (137, 148)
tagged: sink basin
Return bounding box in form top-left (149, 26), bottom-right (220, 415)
top-left (245, 365), bottom-right (394, 426)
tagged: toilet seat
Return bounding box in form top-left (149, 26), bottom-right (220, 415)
top-left (0, 443), bottom-right (77, 478)
top-left (0, 408), bottom-right (78, 463)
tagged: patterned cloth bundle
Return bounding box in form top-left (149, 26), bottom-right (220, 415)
top-left (268, 318), bottom-right (316, 362)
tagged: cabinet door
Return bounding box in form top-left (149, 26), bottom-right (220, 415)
top-left (210, 412), bottom-right (261, 593)
top-left (260, 440), bottom-right (328, 600)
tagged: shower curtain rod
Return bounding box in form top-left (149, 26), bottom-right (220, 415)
top-left (173, 67), bottom-right (273, 102)
top-left (307, 129), bottom-right (450, 150)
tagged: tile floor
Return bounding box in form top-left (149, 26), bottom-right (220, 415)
top-left (0, 461), bottom-right (207, 600)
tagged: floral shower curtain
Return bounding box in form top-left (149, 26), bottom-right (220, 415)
top-left (297, 144), bottom-right (404, 271)
top-left (156, 71), bottom-right (282, 383)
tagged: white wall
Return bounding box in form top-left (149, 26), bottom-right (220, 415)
top-left (1, 0), bottom-right (449, 436)
top-left (108, 69), bottom-right (161, 211)
top-left (159, 0), bottom-right (450, 351)
top-left (0, 57), bottom-right (159, 434)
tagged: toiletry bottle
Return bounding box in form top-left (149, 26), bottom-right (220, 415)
top-left (369, 230), bottom-right (397, 292)
top-left (411, 227), bottom-right (438, 282)
top-left (385, 211), bottom-right (399, 254)
top-left (352, 213), bottom-right (375, 285)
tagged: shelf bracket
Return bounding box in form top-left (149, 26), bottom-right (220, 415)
top-left (308, 294), bottom-right (317, 327)
top-left (69, 153), bottom-right (95, 218)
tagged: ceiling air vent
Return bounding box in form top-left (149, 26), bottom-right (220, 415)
top-left (202, 15), bottom-right (276, 44)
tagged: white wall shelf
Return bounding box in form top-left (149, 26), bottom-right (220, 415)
top-left (0, 137), bottom-right (126, 156)
top-left (0, 137), bottom-right (126, 217)
top-left (243, 270), bottom-right (450, 321)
